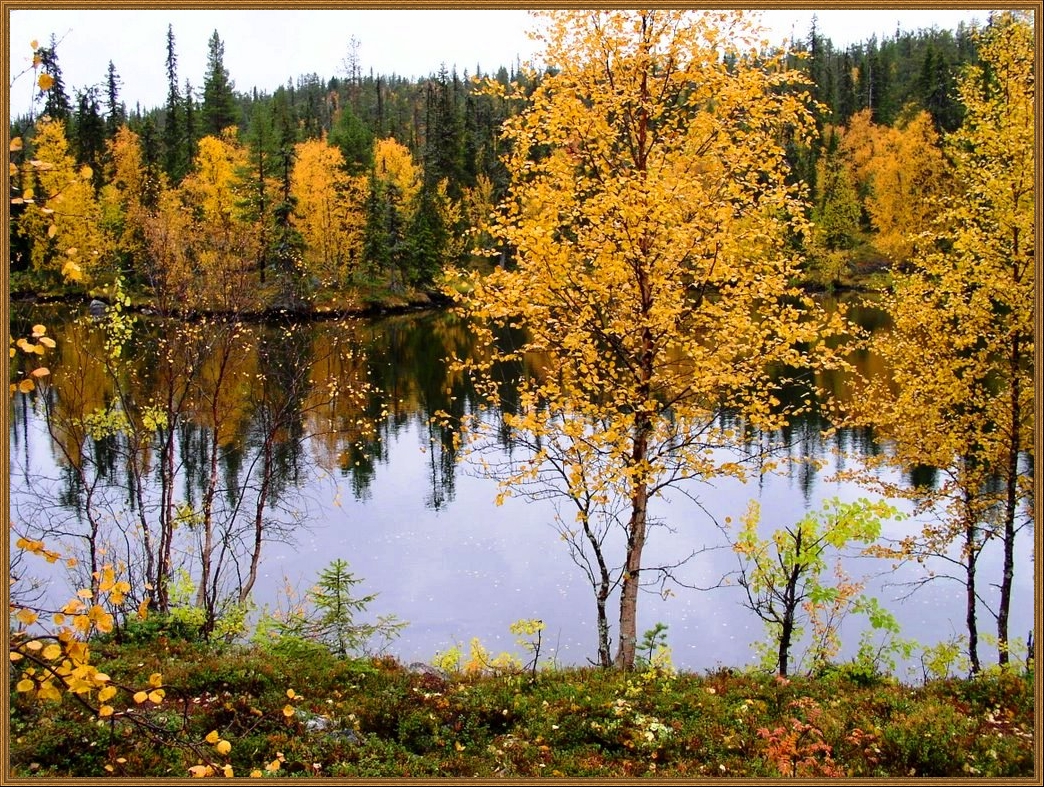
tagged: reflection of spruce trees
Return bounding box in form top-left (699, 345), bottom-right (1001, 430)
top-left (337, 312), bottom-right (487, 509)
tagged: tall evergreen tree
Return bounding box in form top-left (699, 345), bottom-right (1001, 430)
top-left (136, 115), bottom-right (162, 207)
top-left (104, 60), bottom-right (125, 137)
top-left (163, 24), bottom-right (185, 181)
top-left (73, 86), bottom-right (106, 188)
top-left (37, 35), bottom-right (70, 123)
top-left (329, 103), bottom-right (373, 174)
top-left (270, 89), bottom-right (305, 294)
top-left (184, 78), bottom-right (198, 167)
top-left (407, 183), bottom-right (448, 286)
top-left (202, 30), bottom-right (238, 135)
top-left (240, 100), bottom-right (275, 284)
top-left (423, 66), bottom-right (465, 196)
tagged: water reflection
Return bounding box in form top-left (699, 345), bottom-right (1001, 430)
top-left (7, 300), bottom-right (1033, 672)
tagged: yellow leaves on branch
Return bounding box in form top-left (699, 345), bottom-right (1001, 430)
top-left (11, 538), bottom-right (152, 712)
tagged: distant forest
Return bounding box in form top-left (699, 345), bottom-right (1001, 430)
top-left (9, 17), bottom-right (983, 308)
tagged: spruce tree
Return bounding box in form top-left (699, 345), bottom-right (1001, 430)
top-left (73, 86), bottom-right (105, 188)
top-left (37, 35), bottom-right (70, 123)
top-left (184, 78), bottom-right (198, 167)
top-left (105, 61), bottom-right (125, 137)
top-left (202, 30), bottom-right (238, 135)
top-left (163, 24), bottom-right (185, 181)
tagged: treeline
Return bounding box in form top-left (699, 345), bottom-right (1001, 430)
top-left (10, 18), bottom-right (982, 307)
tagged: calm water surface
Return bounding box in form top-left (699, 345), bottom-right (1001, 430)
top-left (8, 303), bottom-right (1033, 674)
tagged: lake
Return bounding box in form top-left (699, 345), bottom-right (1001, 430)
top-left (7, 300), bottom-right (1033, 676)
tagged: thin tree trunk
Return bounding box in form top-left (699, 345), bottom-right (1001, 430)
top-left (966, 504), bottom-right (981, 674)
top-left (615, 474), bottom-right (649, 670)
top-left (778, 547), bottom-right (803, 677)
top-left (578, 508), bottom-right (614, 667)
top-left (997, 335), bottom-right (1021, 666)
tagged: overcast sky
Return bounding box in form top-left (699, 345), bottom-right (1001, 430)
top-left (8, 7), bottom-right (997, 118)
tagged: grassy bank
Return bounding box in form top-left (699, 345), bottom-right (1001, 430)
top-left (9, 636), bottom-right (1034, 778)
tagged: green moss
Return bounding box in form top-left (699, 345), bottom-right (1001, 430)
top-left (8, 640), bottom-right (1034, 778)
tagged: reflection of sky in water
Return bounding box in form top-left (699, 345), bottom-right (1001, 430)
top-left (250, 418), bottom-right (1032, 675)
top-left (9, 368), bottom-right (1034, 679)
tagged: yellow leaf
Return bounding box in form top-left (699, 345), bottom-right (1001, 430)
top-left (133, 690), bottom-right (148, 704)
top-left (204, 729), bottom-right (221, 744)
top-left (88, 604), bottom-right (114, 633)
top-left (98, 565), bottom-right (115, 592)
top-left (24, 640), bottom-right (43, 651)
top-left (10, 651), bottom-right (24, 663)
top-left (98, 685), bottom-right (118, 702)
top-left (77, 588), bottom-right (93, 599)
top-left (149, 672), bottom-right (163, 687)
top-left (249, 770), bottom-right (263, 778)
top-left (286, 688), bottom-right (296, 699)
top-left (148, 689), bottom-right (165, 703)
top-left (10, 136), bottom-right (23, 152)
top-left (98, 705), bottom-right (114, 718)
top-left (222, 764), bottom-right (234, 778)
top-left (137, 597), bottom-right (150, 621)
top-left (15, 608), bottom-right (38, 626)
top-left (66, 247), bottom-right (79, 257)
top-left (40, 336), bottom-right (57, 348)
top-left (16, 678), bottom-right (35, 693)
top-left (18, 379), bottom-right (35, 394)
top-left (31, 367), bottom-right (51, 378)
top-left (265, 760), bottom-right (281, 772)
top-left (188, 765), bottom-right (212, 778)
top-left (41, 643), bottom-right (62, 660)
top-left (61, 260), bottom-right (85, 283)
top-left (8, 162), bottom-right (17, 177)
top-left (47, 223), bottom-right (58, 238)
top-left (215, 739), bottom-right (231, 755)
top-left (80, 165), bottom-right (93, 181)
top-left (37, 72), bottom-right (54, 91)
top-left (30, 39), bottom-right (38, 49)
top-left (282, 704), bottom-right (295, 718)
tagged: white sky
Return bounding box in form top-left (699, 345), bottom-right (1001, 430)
top-left (7, 7), bottom-right (998, 118)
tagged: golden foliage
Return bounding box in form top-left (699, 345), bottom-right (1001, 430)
top-left (453, 9), bottom-right (847, 668)
top-left (291, 137), bottom-right (365, 286)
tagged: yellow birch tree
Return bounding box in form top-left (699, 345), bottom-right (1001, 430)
top-left (452, 9), bottom-right (847, 669)
top-left (834, 10), bottom-right (1034, 672)
top-left (290, 137), bottom-right (364, 287)
top-left (862, 109), bottom-right (952, 263)
top-left (16, 117), bottom-right (108, 283)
